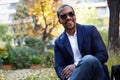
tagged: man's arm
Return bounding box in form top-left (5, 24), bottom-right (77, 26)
top-left (54, 40), bottom-right (65, 80)
top-left (91, 26), bottom-right (108, 64)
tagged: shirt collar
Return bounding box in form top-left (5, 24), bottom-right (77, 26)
top-left (66, 30), bottom-right (77, 37)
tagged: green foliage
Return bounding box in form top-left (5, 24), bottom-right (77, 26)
top-left (0, 25), bottom-right (8, 38)
top-left (0, 59), bottom-right (2, 69)
top-left (0, 24), bottom-right (13, 37)
top-left (2, 46), bottom-right (37, 69)
top-left (75, 7), bottom-right (100, 27)
top-left (2, 52), bottom-right (12, 65)
top-left (106, 50), bottom-right (120, 77)
top-left (0, 24), bottom-right (13, 47)
top-left (31, 55), bottom-right (42, 64)
top-left (25, 37), bottom-right (45, 52)
top-left (42, 49), bottom-right (54, 67)
top-left (0, 48), bottom-right (6, 58)
top-left (30, 49), bottom-right (54, 67)
top-left (99, 30), bottom-right (108, 47)
top-left (11, 46), bottom-right (37, 69)
top-left (1, 44), bottom-right (54, 68)
top-left (1, 45), bottom-right (13, 64)
top-left (12, 0), bottom-right (28, 19)
top-left (0, 48), bottom-right (5, 68)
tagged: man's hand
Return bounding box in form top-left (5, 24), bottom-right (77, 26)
top-left (62, 64), bottom-right (76, 79)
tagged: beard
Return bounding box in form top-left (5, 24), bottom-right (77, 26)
top-left (65, 26), bottom-right (75, 30)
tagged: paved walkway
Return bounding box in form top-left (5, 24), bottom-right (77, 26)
top-left (0, 68), bottom-right (58, 80)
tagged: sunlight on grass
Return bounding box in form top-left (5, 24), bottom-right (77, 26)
top-left (106, 50), bottom-right (120, 76)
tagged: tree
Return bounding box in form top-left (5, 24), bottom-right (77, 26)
top-left (107, 0), bottom-right (120, 52)
top-left (11, 0), bottom-right (35, 46)
top-left (13, 0), bottom-right (29, 19)
top-left (0, 25), bottom-right (13, 42)
top-left (27, 0), bottom-right (61, 43)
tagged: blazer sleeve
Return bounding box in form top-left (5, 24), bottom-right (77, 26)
top-left (54, 39), bottom-right (66, 80)
top-left (90, 26), bottom-right (108, 64)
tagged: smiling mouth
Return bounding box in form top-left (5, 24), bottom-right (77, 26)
top-left (66, 20), bottom-right (73, 24)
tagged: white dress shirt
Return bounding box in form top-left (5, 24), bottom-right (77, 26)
top-left (67, 31), bottom-right (82, 66)
top-left (67, 31), bottom-right (82, 80)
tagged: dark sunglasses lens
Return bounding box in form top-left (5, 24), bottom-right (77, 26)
top-left (60, 14), bottom-right (67, 20)
top-left (68, 12), bottom-right (74, 17)
top-left (59, 11), bottom-right (74, 20)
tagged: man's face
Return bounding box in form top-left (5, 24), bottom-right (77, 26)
top-left (58, 6), bottom-right (76, 30)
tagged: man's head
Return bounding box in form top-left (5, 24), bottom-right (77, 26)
top-left (57, 4), bottom-right (76, 31)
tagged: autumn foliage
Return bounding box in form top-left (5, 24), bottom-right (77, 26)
top-left (26, 0), bottom-right (61, 42)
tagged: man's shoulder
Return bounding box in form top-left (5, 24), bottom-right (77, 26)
top-left (55, 32), bottom-right (65, 43)
top-left (77, 23), bottom-right (95, 29)
top-left (77, 23), bottom-right (97, 33)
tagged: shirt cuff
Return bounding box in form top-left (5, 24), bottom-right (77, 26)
top-left (74, 62), bottom-right (79, 66)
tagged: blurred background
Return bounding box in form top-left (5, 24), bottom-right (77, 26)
top-left (0, 0), bottom-right (120, 80)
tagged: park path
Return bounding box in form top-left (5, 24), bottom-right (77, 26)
top-left (0, 69), bottom-right (40, 80)
top-left (0, 68), bottom-right (58, 80)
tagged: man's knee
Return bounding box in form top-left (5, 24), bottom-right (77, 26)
top-left (76, 55), bottom-right (103, 71)
top-left (82, 55), bottom-right (100, 64)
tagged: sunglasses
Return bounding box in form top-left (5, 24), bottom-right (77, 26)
top-left (59, 11), bottom-right (75, 20)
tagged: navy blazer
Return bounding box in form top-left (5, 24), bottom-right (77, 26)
top-left (54, 23), bottom-right (109, 80)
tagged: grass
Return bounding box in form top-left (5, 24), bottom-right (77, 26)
top-left (106, 50), bottom-right (120, 77)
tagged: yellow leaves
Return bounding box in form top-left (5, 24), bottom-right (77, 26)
top-left (28, 0), bottom-right (61, 17)
top-left (36, 15), bottom-right (44, 25)
top-left (34, 3), bottom-right (39, 9)
top-left (28, 3), bottom-right (41, 16)
top-left (26, 0), bottom-right (62, 40)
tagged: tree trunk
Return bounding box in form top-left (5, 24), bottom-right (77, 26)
top-left (108, 0), bottom-right (120, 51)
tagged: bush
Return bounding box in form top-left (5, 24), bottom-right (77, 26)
top-left (42, 49), bottom-right (54, 67)
top-left (25, 37), bottom-right (45, 51)
top-left (11, 46), bottom-right (36, 69)
top-left (31, 55), bottom-right (42, 64)
top-left (0, 48), bottom-right (6, 58)
top-left (1, 46), bottom-right (38, 69)
top-left (1, 45), bottom-right (55, 68)
top-left (1, 45), bottom-right (13, 65)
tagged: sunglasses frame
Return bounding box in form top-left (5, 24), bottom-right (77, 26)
top-left (59, 11), bottom-right (75, 20)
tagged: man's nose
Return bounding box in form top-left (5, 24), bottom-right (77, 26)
top-left (66, 15), bottom-right (71, 19)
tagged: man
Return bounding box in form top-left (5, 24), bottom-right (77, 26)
top-left (54, 4), bottom-right (109, 80)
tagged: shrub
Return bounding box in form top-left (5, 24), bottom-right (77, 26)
top-left (25, 37), bottom-right (45, 51)
top-left (42, 49), bottom-right (54, 67)
top-left (31, 55), bottom-right (42, 64)
top-left (11, 46), bottom-right (35, 69)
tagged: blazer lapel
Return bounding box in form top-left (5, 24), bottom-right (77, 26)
top-left (62, 32), bottom-right (74, 57)
top-left (76, 24), bottom-right (84, 55)
top-left (61, 24), bottom-right (85, 57)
